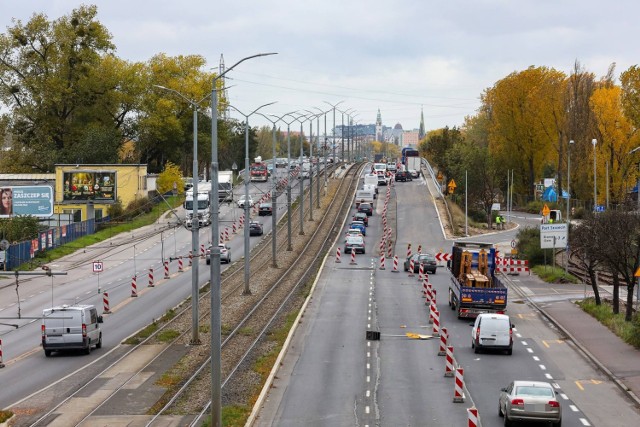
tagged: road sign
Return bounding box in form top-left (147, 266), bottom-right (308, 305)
top-left (542, 204), bottom-right (550, 216)
top-left (511, 239), bottom-right (516, 248)
top-left (540, 223), bottom-right (568, 249)
top-left (435, 252), bottom-right (452, 261)
top-left (92, 261), bottom-right (104, 273)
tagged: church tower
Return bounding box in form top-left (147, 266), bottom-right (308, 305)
top-left (418, 106), bottom-right (425, 140)
top-left (375, 108), bottom-right (382, 142)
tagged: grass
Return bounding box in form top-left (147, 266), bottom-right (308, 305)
top-left (532, 265), bottom-right (580, 284)
top-left (576, 299), bottom-right (640, 348)
top-left (123, 308), bottom-right (176, 344)
top-left (156, 329), bottom-right (180, 342)
top-left (0, 410), bottom-right (13, 423)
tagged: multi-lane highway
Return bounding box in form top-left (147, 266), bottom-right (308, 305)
top-left (252, 169), bottom-right (640, 426)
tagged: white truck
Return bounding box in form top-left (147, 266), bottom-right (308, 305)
top-left (184, 186), bottom-right (211, 228)
top-left (405, 157), bottom-right (422, 179)
top-left (218, 171), bottom-right (233, 202)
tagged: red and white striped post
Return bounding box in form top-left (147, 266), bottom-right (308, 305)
top-left (164, 261), bottom-right (170, 279)
top-left (103, 292), bottom-right (111, 314)
top-left (379, 240), bottom-right (384, 254)
top-left (350, 248), bottom-right (357, 265)
top-left (225, 227), bottom-right (229, 241)
top-left (178, 257), bottom-right (184, 272)
top-left (148, 268), bottom-right (154, 287)
top-left (417, 244), bottom-right (422, 254)
top-left (392, 255), bottom-right (399, 272)
top-left (131, 276), bottom-right (138, 297)
top-left (453, 368), bottom-right (465, 402)
top-left (438, 327), bottom-right (448, 356)
top-left (467, 407), bottom-right (479, 427)
top-left (0, 339), bottom-right (5, 368)
top-left (407, 243), bottom-right (412, 258)
top-left (425, 282), bottom-right (433, 305)
top-left (429, 299), bottom-right (437, 324)
top-left (432, 310), bottom-right (441, 337)
top-left (408, 258), bottom-right (415, 277)
top-left (232, 222), bottom-right (237, 234)
top-left (422, 278), bottom-right (429, 296)
top-left (200, 244), bottom-right (205, 258)
top-left (188, 251), bottom-right (193, 266)
top-left (387, 239), bottom-right (393, 258)
top-left (379, 254), bottom-right (385, 270)
top-left (445, 345), bottom-right (455, 377)
top-left (335, 247), bottom-right (342, 263)
top-left (419, 263), bottom-right (425, 281)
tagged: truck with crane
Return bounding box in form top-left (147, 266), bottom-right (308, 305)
top-left (447, 241), bottom-right (508, 319)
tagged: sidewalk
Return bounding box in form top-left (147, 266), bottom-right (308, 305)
top-left (506, 272), bottom-right (640, 407)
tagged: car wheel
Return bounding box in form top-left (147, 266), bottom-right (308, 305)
top-left (471, 340), bottom-right (474, 349)
top-left (432, 269), bottom-right (436, 275)
top-left (206, 259), bottom-right (211, 265)
top-left (96, 334), bottom-right (102, 349)
top-left (503, 412), bottom-right (511, 426)
top-left (506, 348), bottom-right (513, 355)
top-left (44, 349), bottom-right (52, 357)
top-left (498, 402), bottom-right (503, 417)
top-left (474, 345), bottom-right (480, 354)
top-left (552, 420), bottom-right (562, 427)
top-left (85, 344), bottom-right (91, 355)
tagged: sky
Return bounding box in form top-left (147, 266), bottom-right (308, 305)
top-left (1, 0), bottom-right (638, 134)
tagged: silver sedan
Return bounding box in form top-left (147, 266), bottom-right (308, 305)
top-left (499, 380), bottom-right (562, 426)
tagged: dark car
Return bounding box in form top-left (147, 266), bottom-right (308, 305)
top-left (403, 253), bottom-right (437, 274)
top-left (353, 212), bottom-right (369, 226)
top-left (358, 202), bottom-right (373, 216)
top-left (249, 221), bottom-right (263, 236)
top-left (258, 202), bottom-right (273, 216)
top-left (395, 171), bottom-right (408, 182)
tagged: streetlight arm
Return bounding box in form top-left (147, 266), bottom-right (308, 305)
top-left (217, 53), bottom-right (278, 81)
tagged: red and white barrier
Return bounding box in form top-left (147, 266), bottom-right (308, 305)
top-left (0, 339), bottom-right (5, 368)
top-left (419, 263), bottom-right (425, 281)
top-left (438, 327), bottom-right (448, 356)
top-left (387, 239), bottom-right (393, 258)
top-left (453, 368), bottom-right (465, 402)
top-left (379, 240), bottom-right (384, 254)
top-left (379, 254), bottom-right (385, 270)
top-left (392, 255), bottom-right (399, 273)
top-left (422, 279), bottom-right (429, 296)
top-left (188, 251), bottom-right (193, 266)
top-left (429, 295), bottom-right (437, 324)
top-left (103, 292), bottom-right (111, 314)
top-left (164, 261), bottom-right (170, 279)
top-left (467, 407), bottom-right (479, 427)
top-left (407, 243), bottom-right (412, 258)
top-left (131, 276), bottom-right (138, 297)
top-left (425, 283), bottom-right (433, 305)
top-left (233, 222), bottom-right (237, 234)
top-left (350, 248), bottom-right (357, 265)
top-left (148, 268), bottom-right (154, 287)
top-left (408, 258), bottom-right (415, 277)
top-left (200, 244), bottom-right (205, 258)
top-left (225, 227), bottom-right (229, 241)
top-left (495, 257), bottom-right (530, 274)
top-left (335, 247), bottom-right (342, 263)
top-left (417, 244), bottom-right (422, 254)
top-left (432, 310), bottom-right (440, 337)
top-left (445, 345), bottom-right (455, 377)
top-left (178, 257), bottom-right (184, 272)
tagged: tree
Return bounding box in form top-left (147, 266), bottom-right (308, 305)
top-left (156, 161), bottom-right (184, 195)
top-left (569, 215), bottom-right (603, 305)
top-left (0, 5), bottom-right (118, 171)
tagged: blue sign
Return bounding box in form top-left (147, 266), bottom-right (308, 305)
top-left (0, 186), bottom-right (54, 218)
top-left (595, 205), bottom-right (605, 213)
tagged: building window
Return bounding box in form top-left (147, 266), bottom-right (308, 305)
top-left (63, 209), bottom-right (82, 222)
top-left (95, 209), bottom-right (103, 221)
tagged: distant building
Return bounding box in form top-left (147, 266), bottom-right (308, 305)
top-left (403, 130), bottom-right (419, 147)
top-left (375, 109), bottom-right (383, 141)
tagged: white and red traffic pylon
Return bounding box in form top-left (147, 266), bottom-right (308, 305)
top-left (350, 248), bottom-right (357, 265)
top-left (188, 251), bottom-right (193, 266)
top-left (379, 254), bottom-right (385, 270)
top-left (419, 263), bottom-right (425, 281)
top-left (445, 345), bottom-right (455, 377)
top-left (392, 255), bottom-right (399, 272)
top-left (148, 268), bottom-right (154, 287)
top-left (453, 368), bottom-right (465, 402)
top-left (432, 310), bottom-right (441, 337)
top-left (131, 276), bottom-right (138, 297)
top-left (103, 292), bottom-right (111, 314)
top-left (408, 258), bottom-right (415, 277)
top-left (407, 243), bottom-right (412, 258)
top-left (335, 247), bottom-right (342, 263)
top-left (200, 244), bottom-right (205, 258)
top-left (467, 407), bottom-right (479, 427)
top-left (417, 244), bottom-right (422, 254)
top-left (0, 339), bottom-right (4, 368)
top-left (438, 327), bottom-right (448, 356)
top-left (178, 257), bottom-right (184, 272)
top-left (164, 261), bottom-right (170, 279)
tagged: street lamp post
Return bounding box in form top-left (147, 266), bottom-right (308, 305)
top-left (153, 84), bottom-right (209, 346)
top-left (289, 113), bottom-right (313, 234)
top-left (338, 108), bottom-right (354, 163)
top-left (567, 140), bottom-right (574, 221)
top-left (228, 102), bottom-right (277, 296)
top-left (592, 138), bottom-right (598, 211)
top-left (209, 52), bottom-right (276, 427)
top-left (273, 114), bottom-right (299, 251)
top-left (324, 101), bottom-right (344, 165)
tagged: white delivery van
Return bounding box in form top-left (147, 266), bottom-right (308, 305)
top-left (471, 313), bottom-right (513, 355)
top-left (355, 189), bottom-right (375, 207)
top-left (42, 304), bottom-right (103, 356)
top-left (363, 174), bottom-right (379, 193)
top-left (362, 184), bottom-right (377, 198)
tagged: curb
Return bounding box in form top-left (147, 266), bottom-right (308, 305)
top-left (503, 274), bottom-right (640, 408)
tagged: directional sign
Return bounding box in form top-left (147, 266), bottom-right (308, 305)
top-left (540, 223), bottom-right (568, 249)
top-left (435, 252), bottom-right (452, 261)
top-left (92, 261), bottom-right (104, 273)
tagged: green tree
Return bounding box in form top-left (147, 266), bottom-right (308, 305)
top-left (156, 161), bottom-right (184, 195)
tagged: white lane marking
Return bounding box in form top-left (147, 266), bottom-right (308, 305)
top-left (539, 364), bottom-right (546, 370)
top-left (545, 373), bottom-right (553, 379)
top-left (533, 356), bottom-right (540, 361)
top-left (579, 419), bottom-right (591, 426)
top-left (515, 333), bottom-right (522, 338)
top-left (526, 348), bottom-right (533, 353)
top-left (521, 340), bottom-right (529, 346)
top-left (366, 363), bottom-right (370, 370)
top-left (366, 390), bottom-right (370, 397)
top-left (365, 406), bottom-right (370, 414)
top-left (366, 376), bottom-right (370, 383)
top-left (569, 404), bottom-right (578, 411)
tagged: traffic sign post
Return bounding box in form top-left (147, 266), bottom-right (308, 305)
top-left (539, 224), bottom-right (568, 249)
top-left (93, 261), bottom-right (104, 294)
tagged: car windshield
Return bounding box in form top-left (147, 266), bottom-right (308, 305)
top-left (346, 236), bottom-right (363, 243)
top-left (515, 386), bottom-right (554, 397)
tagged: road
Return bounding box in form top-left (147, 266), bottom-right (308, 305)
top-left (0, 164), bottom-right (321, 409)
top-left (252, 170), bottom-right (640, 426)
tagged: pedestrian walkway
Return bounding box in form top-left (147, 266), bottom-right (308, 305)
top-left (506, 271), bottom-right (640, 407)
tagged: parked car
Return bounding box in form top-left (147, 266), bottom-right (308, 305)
top-left (499, 380), bottom-right (561, 426)
top-left (350, 220), bottom-right (366, 236)
top-left (471, 313), bottom-right (513, 354)
top-left (237, 194), bottom-right (254, 208)
top-left (358, 202), bottom-right (373, 216)
top-left (353, 212), bottom-right (369, 226)
top-left (395, 170), bottom-right (408, 182)
top-left (344, 235), bottom-right (365, 254)
top-left (403, 253), bottom-right (437, 274)
top-left (206, 244), bottom-right (231, 264)
top-left (249, 221), bottom-right (264, 236)
top-left (258, 202), bottom-right (273, 216)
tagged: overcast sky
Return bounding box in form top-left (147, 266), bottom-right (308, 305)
top-left (1, 1), bottom-right (638, 133)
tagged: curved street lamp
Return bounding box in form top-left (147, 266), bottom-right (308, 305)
top-left (323, 101), bottom-right (344, 165)
top-left (288, 112), bottom-right (315, 234)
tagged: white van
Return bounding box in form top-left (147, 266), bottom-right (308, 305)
top-left (355, 189), bottom-right (375, 207)
top-left (362, 184), bottom-right (377, 198)
top-left (471, 313), bottom-right (513, 355)
top-left (42, 304), bottom-right (103, 356)
top-left (363, 174), bottom-right (379, 193)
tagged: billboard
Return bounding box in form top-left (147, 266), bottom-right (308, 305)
top-left (63, 171), bottom-right (116, 202)
top-left (0, 185), bottom-right (54, 218)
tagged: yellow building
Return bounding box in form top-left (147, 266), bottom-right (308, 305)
top-left (54, 164), bottom-right (148, 222)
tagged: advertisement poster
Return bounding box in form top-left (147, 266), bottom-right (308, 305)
top-left (47, 230), bottom-right (53, 248)
top-left (63, 171), bottom-right (116, 201)
top-left (0, 186), bottom-right (54, 218)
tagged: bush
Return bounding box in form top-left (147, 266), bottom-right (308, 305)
top-left (516, 226), bottom-right (546, 267)
top-left (107, 200), bottom-right (125, 220)
top-left (124, 197), bottom-right (154, 219)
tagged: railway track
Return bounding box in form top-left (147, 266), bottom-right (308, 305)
top-left (16, 163), bottom-right (364, 426)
